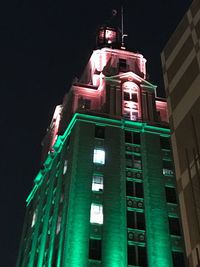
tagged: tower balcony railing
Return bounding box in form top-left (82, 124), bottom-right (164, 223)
top-left (125, 144), bottom-right (141, 154)
top-left (127, 228), bottom-right (146, 244)
top-left (126, 169), bottom-right (143, 180)
top-left (90, 223), bottom-right (102, 239)
top-left (127, 196), bottom-right (144, 211)
top-left (88, 259), bottom-right (101, 267)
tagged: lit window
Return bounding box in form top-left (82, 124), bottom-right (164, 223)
top-left (163, 168), bottom-right (174, 176)
top-left (93, 149), bottom-right (105, 164)
top-left (163, 160), bottom-right (174, 176)
top-left (56, 216), bottom-right (62, 234)
top-left (31, 210), bottom-right (37, 227)
top-left (90, 203), bottom-right (103, 224)
top-left (92, 175), bottom-right (103, 191)
top-left (63, 160), bottom-right (68, 175)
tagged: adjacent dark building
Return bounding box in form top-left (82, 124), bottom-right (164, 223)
top-left (161, 0), bottom-right (200, 266)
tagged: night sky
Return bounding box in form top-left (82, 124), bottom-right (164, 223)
top-left (1, 1), bottom-right (192, 266)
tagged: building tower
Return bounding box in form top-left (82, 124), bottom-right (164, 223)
top-left (17, 24), bottom-right (186, 267)
top-left (161, 0), bottom-right (200, 266)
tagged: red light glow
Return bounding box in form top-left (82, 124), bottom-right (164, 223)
top-left (156, 100), bottom-right (168, 123)
top-left (50, 105), bottom-right (62, 149)
top-left (122, 81), bottom-right (140, 121)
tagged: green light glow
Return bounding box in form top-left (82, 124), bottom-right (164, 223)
top-left (142, 133), bottom-right (173, 267)
top-left (23, 112), bottom-right (177, 267)
top-left (26, 184), bottom-right (38, 206)
top-left (26, 113), bottom-right (170, 206)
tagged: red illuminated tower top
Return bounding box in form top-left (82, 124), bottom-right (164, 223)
top-left (41, 24), bottom-right (168, 161)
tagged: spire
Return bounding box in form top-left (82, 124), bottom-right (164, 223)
top-left (96, 7), bottom-right (128, 50)
top-left (121, 6), bottom-right (128, 49)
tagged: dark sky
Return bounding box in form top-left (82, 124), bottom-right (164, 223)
top-left (1, 0), bottom-right (192, 266)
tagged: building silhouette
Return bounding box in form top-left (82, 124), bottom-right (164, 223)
top-left (161, 0), bottom-right (200, 266)
top-left (17, 24), bottom-right (186, 266)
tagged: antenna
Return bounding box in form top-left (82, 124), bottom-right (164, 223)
top-left (121, 6), bottom-right (128, 49)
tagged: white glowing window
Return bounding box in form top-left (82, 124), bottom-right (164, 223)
top-left (90, 203), bottom-right (103, 224)
top-left (93, 149), bottom-right (105, 164)
top-left (163, 168), bottom-right (174, 176)
top-left (63, 160), bottom-right (68, 175)
top-left (92, 175), bottom-right (103, 191)
top-left (31, 210), bottom-right (37, 227)
top-left (56, 216), bottom-right (62, 234)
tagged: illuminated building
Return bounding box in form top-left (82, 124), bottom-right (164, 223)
top-left (17, 24), bottom-right (186, 266)
top-left (161, 0), bottom-right (200, 266)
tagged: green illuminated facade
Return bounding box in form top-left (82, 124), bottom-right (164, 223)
top-left (17, 26), bottom-right (186, 267)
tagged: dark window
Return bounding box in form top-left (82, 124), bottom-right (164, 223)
top-left (168, 217), bottom-right (181, 236)
top-left (45, 234), bottom-right (50, 250)
top-left (128, 245), bottom-right (136, 265)
top-left (119, 58), bottom-right (127, 71)
top-left (138, 246), bottom-right (148, 266)
top-left (126, 181), bottom-right (144, 198)
top-left (125, 131), bottom-right (132, 143)
top-left (135, 182), bottom-right (143, 198)
top-left (126, 181), bottom-right (133, 196)
top-left (124, 92), bottom-right (138, 102)
top-left (133, 156), bottom-right (142, 169)
top-left (126, 154), bottom-right (133, 168)
top-left (95, 126), bottom-right (105, 139)
top-left (125, 131), bottom-right (141, 144)
top-left (126, 154), bottom-right (142, 169)
top-left (133, 132), bottom-right (141, 144)
top-left (131, 93), bottom-right (138, 102)
top-left (163, 160), bottom-right (173, 169)
top-left (128, 245), bottom-right (147, 266)
top-left (124, 92), bottom-right (130, 101)
top-left (137, 212), bottom-right (145, 230)
top-left (52, 246), bottom-right (58, 266)
top-left (165, 187), bottom-right (177, 203)
top-left (172, 251), bottom-right (185, 266)
top-left (89, 239), bottom-right (101, 260)
top-left (34, 251), bottom-right (39, 266)
top-left (160, 137), bottom-right (171, 150)
top-left (78, 98), bottom-right (91, 110)
top-left (127, 210), bottom-right (145, 230)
